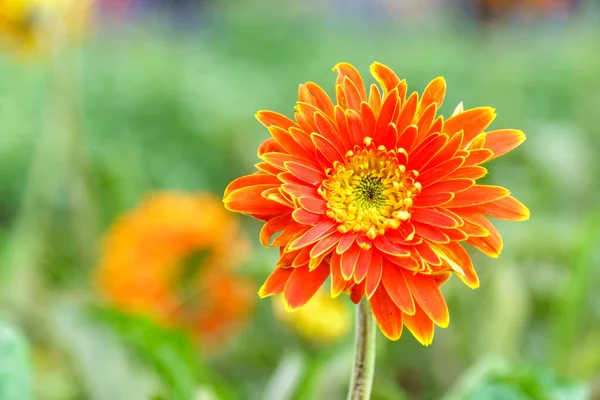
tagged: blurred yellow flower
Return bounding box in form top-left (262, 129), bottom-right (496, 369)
top-left (95, 192), bottom-right (255, 347)
top-left (273, 290), bottom-right (351, 345)
top-left (0, 0), bottom-right (92, 54)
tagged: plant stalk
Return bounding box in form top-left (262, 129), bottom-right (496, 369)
top-left (347, 299), bottom-right (376, 400)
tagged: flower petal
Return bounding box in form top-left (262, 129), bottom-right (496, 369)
top-left (461, 196), bottom-right (530, 221)
top-left (341, 242), bottom-right (361, 280)
top-left (411, 208), bottom-right (458, 228)
top-left (370, 286), bottom-right (404, 341)
top-left (289, 219), bottom-right (338, 250)
top-left (260, 213), bottom-right (295, 247)
top-left (445, 185), bottom-right (510, 208)
top-left (354, 246), bottom-right (374, 283)
top-left (259, 268), bottom-right (293, 298)
top-left (256, 110), bottom-right (299, 130)
top-left (330, 251), bottom-right (347, 297)
top-left (402, 271), bottom-right (449, 328)
top-left (444, 106), bottom-right (496, 145)
top-left (485, 129), bottom-right (526, 161)
top-left (370, 62), bottom-right (401, 94)
top-left (381, 259), bottom-right (416, 315)
top-left (403, 303), bottom-right (435, 346)
top-left (285, 161), bottom-right (326, 186)
top-left (412, 192), bottom-right (454, 208)
top-left (366, 250), bottom-right (383, 298)
top-left (224, 185), bottom-right (292, 216)
top-left (283, 264), bottom-right (330, 311)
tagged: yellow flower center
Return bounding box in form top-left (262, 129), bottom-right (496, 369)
top-left (319, 140), bottom-right (421, 240)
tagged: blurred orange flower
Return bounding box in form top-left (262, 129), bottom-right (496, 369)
top-left (96, 192), bottom-right (255, 346)
top-left (224, 62), bottom-right (529, 344)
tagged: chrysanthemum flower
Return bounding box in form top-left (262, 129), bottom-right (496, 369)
top-left (224, 62), bottom-right (529, 344)
top-left (96, 192), bottom-right (255, 345)
top-left (272, 289), bottom-right (351, 345)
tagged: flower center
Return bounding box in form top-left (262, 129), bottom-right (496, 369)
top-left (319, 141), bottom-right (421, 240)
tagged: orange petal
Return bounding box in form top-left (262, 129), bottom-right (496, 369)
top-left (374, 88), bottom-right (400, 145)
top-left (432, 242), bottom-right (479, 288)
top-left (224, 185), bottom-right (292, 216)
top-left (420, 77), bottom-right (446, 112)
top-left (297, 196), bottom-right (327, 214)
top-left (281, 183), bottom-right (319, 200)
top-left (418, 157), bottom-right (465, 187)
top-left (370, 62), bottom-right (401, 94)
top-left (346, 108), bottom-right (365, 145)
top-left (259, 268), bottom-right (293, 298)
top-left (421, 178), bottom-right (474, 195)
top-left (462, 212), bottom-right (503, 257)
top-left (292, 208), bottom-right (324, 225)
top-left (412, 192), bottom-right (454, 208)
top-left (256, 110), bottom-right (299, 131)
top-left (413, 222), bottom-right (450, 244)
top-left (224, 174), bottom-right (281, 197)
top-left (368, 84), bottom-right (382, 116)
top-left (422, 130), bottom-right (463, 171)
top-left (365, 250), bottom-right (383, 298)
top-left (485, 129), bottom-right (526, 161)
top-left (374, 235), bottom-right (411, 257)
top-left (396, 93), bottom-right (419, 143)
top-left (341, 242), bottom-right (361, 280)
top-left (262, 152), bottom-right (314, 170)
top-left (397, 124), bottom-right (418, 153)
top-left (403, 303), bottom-right (435, 346)
top-left (408, 133), bottom-right (448, 171)
top-left (342, 77), bottom-right (364, 112)
top-left (370, 286), bottom-right (404, 341)
top-left (349, 279), bottom-right (366, 304)
top-left (301, 82), bottom-right (335, 119)
top-left (354, 246), bottom-right (374, 283)
top-left (447, 166), bottom-right (487, 180)
top-left (260, 213), bottom-right (295, 247)
top-left (445, 185), bottom-right (510, 208)
top-left (461, 196), bottom-right (530, 221)
top-left (283, 264), bottom-right (330, 310)
top-left (444, 106), bottom-right (496, 145)
top-left (285, 161), bottom-right (326, 186)
top-left (414, 242), bottom-right (442, 266)
top-left (415, 104), bottom-right (438, 143)
top-left (289, 219), bottom-right (338, 250)
top-left (311, 133), bottom-right (344, 164)
top-left (402, 271), bottom-right (449, 328)
top-left (463, 149), bottom-right (494, 167)
top-left (268, 126), bottom-right (309, 159)
top-left (411, 208), bottom-right (458, 229)
top-left (381, 259), bottom-right (416, 315)
top-left (334, 62), bottom-right (367, 100)
top-left (330, 252), bottom-right (347, 297)
top-left (336, 232), bottom-right (358, 254)
top-left (309, 231), bottom-right (343, 260)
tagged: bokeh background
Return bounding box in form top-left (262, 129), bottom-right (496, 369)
top-left (1, 0), bottom-right (600, 399)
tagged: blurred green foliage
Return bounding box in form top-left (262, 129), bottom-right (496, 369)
top-left (1, 7), bottom-right (600, 400)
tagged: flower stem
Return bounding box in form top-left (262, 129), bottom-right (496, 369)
top-left (347, 299), bottom-right (376, 400)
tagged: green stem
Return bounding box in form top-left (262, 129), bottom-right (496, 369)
top-left (347, 300), bottom-right (376, 400)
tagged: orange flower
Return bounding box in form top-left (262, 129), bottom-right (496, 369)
top-left (224, 62), bottom-right (529, 344)
top-left (96, 192), bottom-right (254, 345)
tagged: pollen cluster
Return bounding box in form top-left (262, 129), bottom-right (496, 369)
top-left (319, 139), bottom-right (421, 239)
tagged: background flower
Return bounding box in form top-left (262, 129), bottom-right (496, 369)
top-left (95, 192), bottom-right (255, 346)
top-left (272, 289), bottom-right (351, 345)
